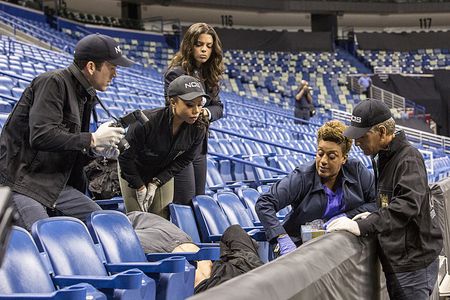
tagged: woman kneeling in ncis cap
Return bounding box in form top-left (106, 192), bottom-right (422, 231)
top-left (118, 75), bottom-right (208, 219)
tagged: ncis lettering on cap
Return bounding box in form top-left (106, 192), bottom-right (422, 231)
top-left (350, 115), bottom-right (362, 124)
top-left (74, 33), bottom-right (134, 67)
top-left (343, 99), bottom-right (392, 139)
top-left (185, 81), bottom-right (202, 89)
top-left (168, 75), bottom-right (210, 102)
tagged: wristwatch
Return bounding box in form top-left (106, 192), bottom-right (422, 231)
top-left (152, 177), bottom-right (162, 187)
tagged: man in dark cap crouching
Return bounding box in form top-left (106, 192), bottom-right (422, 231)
top-left (0, 34), bottom-right (134, 231)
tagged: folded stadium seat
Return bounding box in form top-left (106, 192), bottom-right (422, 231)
top-left (31, 217), bottom-right (156, 300)
top-left (9, 86), bottom-right (23, 99)
top-left (192, 195), bottom-right (263, 241)
top-left (236, 187), bottom-right (262, 223)
top-left (0, 226), bottom-right (106, 299)
top-left (169, 203), bottom-right (209, 245)
top-left (92, 196), bottom-right (125, 212)
top-left (206, 158), bottom-right (242, 191)
top-left (0, 113), bottom-right (9, 129)
top-left (87, 210), bottom-right (220, 300)
top-left (213, 192), bottom-right (261, 228)
top-left (208, 192), bottom-right (271, 262)
top-left (0, 76), bottom-right (15, 91)
top-left (217, 159), bottom-right (233, 182)
top-left (248, 155), bottom-right (284, 185)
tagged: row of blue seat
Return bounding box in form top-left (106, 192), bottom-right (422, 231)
top-left (0, 210), bottom-right (221, 300)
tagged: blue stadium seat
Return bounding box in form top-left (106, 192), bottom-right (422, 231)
top-left (213, 192), bottom-right (259, 228)
top-left (31, 217), bottom-right (155, 300)
top-left (192, 195), bottom-right (266, 243)
top-left (169, 203), bottom-right (203, 244)
top-left (87, 210), bottom-right (216, 300)
top-left (0, 226), bottom-right (106, 300)
top-left (236, 187), bottom-right (261, 223)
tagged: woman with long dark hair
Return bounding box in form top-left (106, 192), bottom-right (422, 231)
top-left (164, 23), bottom-right (224, 205)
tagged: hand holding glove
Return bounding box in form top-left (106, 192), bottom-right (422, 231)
top-left (277, 234), bottom-right (297, 256)
top-left (144, 182), bottom-right (158, 209)
top-left (351, 212), bottom-right (371, 221)
top-left (136, 185), bottom-right (148, 212)
top-left (91, 121), bottom-right (125, 148)
top-left (136, 181), bottom-right (159, 212)
top-left (326, 216), bottom-right (360, 236)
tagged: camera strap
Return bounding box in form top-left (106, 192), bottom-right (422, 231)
top-left (68, 63), bottom-right (119, 123)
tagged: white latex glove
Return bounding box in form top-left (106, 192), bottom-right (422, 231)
top-left (351, 212), bottom-right (371, 221)
top-left (91, 121), bottom-right (125, 148)
top-left (326, 216), bottom-right (360, 236)
top-left (136, 186), bottom-right (148, 212)
top-left (144, 183), bottom-right (158, 208)
top-left (92, 146), bottom-right (120, 159)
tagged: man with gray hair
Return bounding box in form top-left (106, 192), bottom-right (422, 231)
top-left (327, 99), bottom-right (442, 299)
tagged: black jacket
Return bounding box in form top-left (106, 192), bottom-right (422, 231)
top-left (194, 224), bottom-right (263, 294)
top-left (0, 66), bottom-right (94, 207)
top-left (256, 159), bottom-right (377, 243)
top-left (118, 107), bottom-right (206, 189)
top-left (164, 66), bottom-right (223, 122)
top-left (357, 131), bottom-right (442, 273)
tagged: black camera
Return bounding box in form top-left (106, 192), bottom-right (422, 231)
top-left (110, 110), bottom-right (149, 153)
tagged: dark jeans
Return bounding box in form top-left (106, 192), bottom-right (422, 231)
top-left (12, 186), bottom-right (101, 231)
top-left (172, 152), bottom-right (207, 205)
top-left (294, 107), bottom-right (310, 124)
top-left (385, 258), bottom-right (439, 300)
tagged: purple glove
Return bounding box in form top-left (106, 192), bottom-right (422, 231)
top-left (277, 235), bottom-right (297, 256)
top-left (323, 213), bottom-right (346, 230)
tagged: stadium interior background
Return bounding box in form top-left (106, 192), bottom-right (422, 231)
top-left (1, 0), bottom-right (450, 299)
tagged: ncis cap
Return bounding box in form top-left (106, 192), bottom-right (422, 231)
top-left (74, 33), bottom-right (134, 67)
top-left (167, 75), bottom-right (210, 103)
top-left (344, 99), bottom-right (392, 139)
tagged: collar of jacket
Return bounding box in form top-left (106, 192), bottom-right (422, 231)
top-left (378, 130), bottom-right (408, 162)
top-left (308, 160), bottom-right (358, 193)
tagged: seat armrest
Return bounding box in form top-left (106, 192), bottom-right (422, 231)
top-left (0, 286), bottom-right (86, 300)
top-left (105, 256), bottom-right (186, 274)
top-left (146, 247), bottom-right (220, 262)
top-left (53, 269), bottom-right (142, 289)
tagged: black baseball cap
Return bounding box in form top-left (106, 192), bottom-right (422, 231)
top-left (74, 33), bottom-right (134, 67)
top-left (167, 75), bottom-right (210, 101)
top-left (344, 99), bottom-right (392, 139)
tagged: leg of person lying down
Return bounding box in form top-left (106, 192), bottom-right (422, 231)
top-left (127, 211), bottom-right (212, 286)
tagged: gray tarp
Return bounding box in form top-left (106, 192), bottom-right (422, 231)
top-left (187, 179), bottom-right (450, 300)
top-left (189, 232), bottom-right (383, 300)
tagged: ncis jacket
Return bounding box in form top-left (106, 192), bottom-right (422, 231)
top-left (256, 159), bottom-right (377, 244)
top-left (356, 131), bottom-right (442, 273)
top-left (118, 107), bottom-right (206, 189)
top-left (0, 66), bottom-right (95, 207)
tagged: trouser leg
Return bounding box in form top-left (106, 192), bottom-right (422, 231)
top-left (173, 162), bottom-right (195, 205)
top-left (193, 153), bottom-right (207, 195)
top-left (54, 186), bottom-right (101, 222)
top-left (149, 179), bottom-right (174, 220)
top-left (11, 192), bottom-right (49, 232)
top-left (118, 164), bottom-right (143, 212)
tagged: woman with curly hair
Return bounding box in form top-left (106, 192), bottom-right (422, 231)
top-left (255, 120), bottom-right (377, 256)
top-left (164, 22), bottom-right (225, 205)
